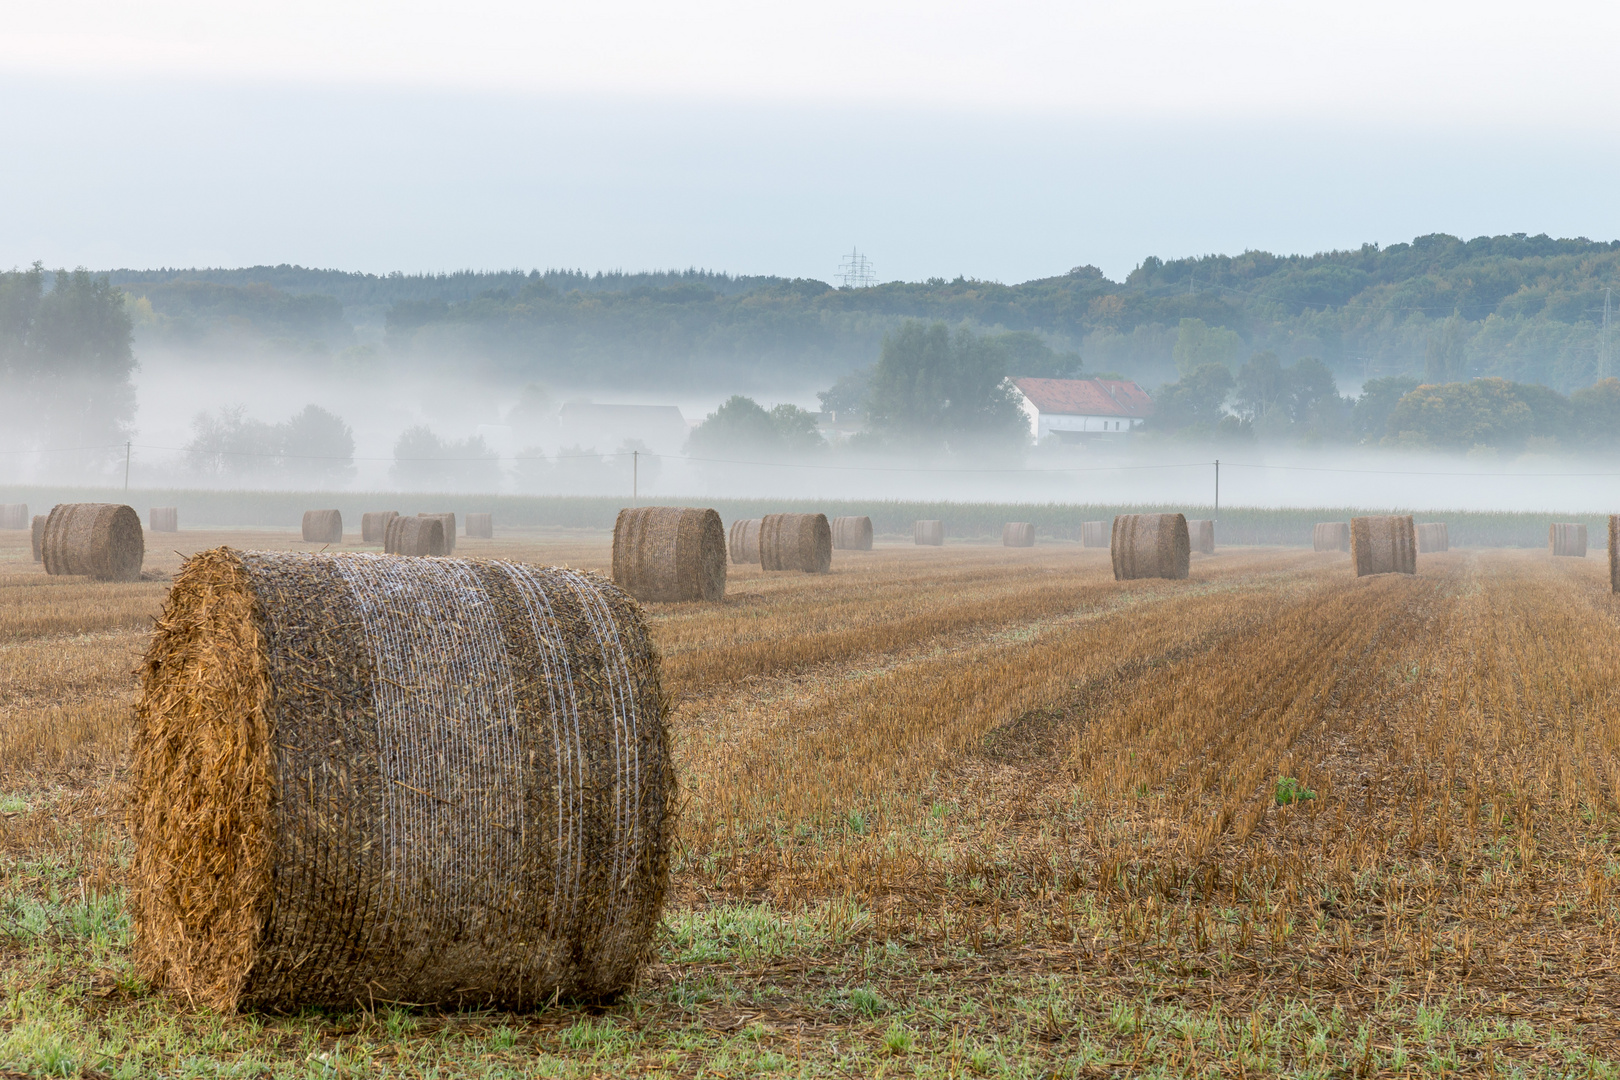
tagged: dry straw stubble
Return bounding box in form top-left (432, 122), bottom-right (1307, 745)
top-left (361, 511), bottom-right (399, 544)
top-left (830, 515), bottom-right (872, 551)
top-left (301, 510), bottom-right (343, 544)
top-left (1002, 522), bottom-right (1035, 547)
top-left (130, 547), bottom-right (672, 1012)
top-left (613, 506), bottom-right (727, 601)
top-left (1187, 518), bottom-right (1215, 554)
top-left (1350, 515), bottom-right (1416, 576)
top-left (914, 520), bottom-right (945, 546)
top-left (1313, 522), bottom-right (1350, 552)
top-left (42, 503), bottom-right (144, 582)
top-left (384, 515), bottom-right (446, 556)
top-left (728, 518), bottom-right (761, 565)
top-left (1109, 513), bottom-right (1190, 580)
top-left (760, 512), bottom-right (833, 573)
top-left (1550, 522), bottom-right (1588, 557)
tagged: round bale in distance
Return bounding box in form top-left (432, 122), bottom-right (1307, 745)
top-left (613, 506), bottom-right (727, 601)
top-left (1081, 521), bottom-right (1110, 548)
top-left (914, 520), bottom-right (945, 546)
top-left (360, 511), bottom-right (399, 544)
top-left (1187, 518), bottom-right (1215, 554)
top-left (466, 512), bottom-right (494, 539)
top-left (1002, 522), bottom-right (1035, 547)
top-left (831, 515), bottom-right (873, 551)
top-left (1550, 522), bottom-right (1588, 558)
top-left (1350, 515), bottom-right (1416, 576)
top-left (1110, 513), bottom-right (1190, 581)
top-left (728, 518), bottom-right (761, 565)
top-left (384, 515), bottom-right (446, 556)
top-left (31, 515), bottom-right (45, 562)
top-left (0, 503), bottom-right (28, 530)
top-left (42, 503), bottom-right (144, 581)
top-left (760, 512), bottom-right (833, 573)
top-left (419, 513), bottom-right (457, 555)
top-left (1416, 522), bottom-right (1450, 553)
top-left (130, 548), bottom-right (672, 1012)
top-left (149, 507), bottom-right (179, 533)
top-left (1610, 516), bottom-right (1619, 593)
top-left (1313, 522), bottom-right (1350, 552)
top-left (301, 510), bottom-right (343, 544)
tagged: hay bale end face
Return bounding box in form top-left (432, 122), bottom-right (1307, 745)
top-left (149, 507), bottom-right (179, 533)
top-left (760, 513), bottom-right (833, 573)
top-left (1550, 522), bottom-right (1588, 558)
top-left (130, 548), bottom-right (672, 1012)
top-left (30, 515), bottom-right (45, 562)
top-left (1350, 516), bottom-right (1416, 576)
top-left (914, 520), bottom-right (944, 546)
top-left (1313, 522), bottom-right (1350, 552)
top-left (727, 518), bottom-right (761, 565)
top-left (301, 510), bottom-right (343, 544)
top-left (42, 503), bottom-right (144, 581)
top-left (418, 513), bottom-right (457, 555)
top-left (1415, 522), bottom-right (1450, 553)
top-left (1187, 519), bottom-right (1215, 554)
top-left (0, 503), bottom-right (27, 530)
top-left (613, 506), bottom-right (727, 601)
top-left (1110, 514), bottom-right (1190, 581)
top-left (1610, 516), bottom-right (1619, 593)
top-left (384, 515), bottom-right (446, 556)
top-left (360, 511), bottom-right (399, 544)
top-left (830, 515), bottom-right (873, 551)
top-left (1081, 521), bottom-right (1110, 548)
top-left (466, 512), bottom-right (494, 539)
top-left (1002, 522), bottom-right (1035, 547)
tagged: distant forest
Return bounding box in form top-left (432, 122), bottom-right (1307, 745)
top-left (105, 233), bottom-right (1620, 393)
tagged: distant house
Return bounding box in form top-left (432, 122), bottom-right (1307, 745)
top-left (556, 402), bottom-right (689, 453)
top-left (1006, 377), bottom-right (1154, 443)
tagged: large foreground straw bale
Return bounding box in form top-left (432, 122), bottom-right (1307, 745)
top-left (360, 511), bottom-right (398, 543)
top-left (1350, 515), bottom-right (1416, 576)
top-left (914, 520), bottom-right (944, 546)
top-left (1611, 516), bottom-right (1619, 593)
top-left (1110, 514), bottom-right (1190, 581)
top-left (149, 507), bottom-right (179, 533)
top-left (1187, 518), bottom-right (1215, 554)
top-left (42, 503), bottom-right (144, 581)
top-left (1416, 522), bottom-right (1450, 553)
top-left (1002, 522), bottom-right (1035, 547)
top-left (0, 503), bottom-right (27, 530)
top-left (830, 515), bottom-right (872, 551)
top-left (613, 506), bottom-right (727, 601)
top-left (419, 513), bottom-right (457, 555)
top-left (760, 513), bottom-right (833, 573)
top-left (1550, 522), bottom-right (1588, 557)
top-left (130, 548), bottom-right (671, 1012)
top-left (301, 510), bottom-right (343, 544)
top-left (466, 512), bottom-right (493, 539)
top-left (30, 515), bottom-right (44, 562)
top-left (1313, 522), bottom-right (1350, 552)
top-left (728, 518), bottom-right (761, 565)
top-left (1081, 521), bottom-right (1109, 548)
top-left (384, 515), bottom-right (446, 556)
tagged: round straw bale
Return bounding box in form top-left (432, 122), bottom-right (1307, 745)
top-left (1081, 521), bottom-right (1109, 548)
top-left (1610, 516), bottom-right (1619, 593)
top-left (466, 512), bottom-right (494, 539)
top-left (0, 503), bottom-right (27, 530)
top-left (1549, 522), bottom-right (1588, 558)
top-left (728, 518), bottom-right (761, 565)
top-left (1002, 522), bottom-right (1035, 547)
top-left (1110, 513), bottom-right (1190, 581)
top-left (1350, 515), bottom-right (1416, 576)
top-left (149, 507), bottom-right (179, 533)
top-left (31, 515), bottom-right (44, 562)
top-left (384, 515), bottom-right (446, 556)
top-left (130, 548), bottom-right (671, 1012)
top-left (914, 520), bottom-right (944, 546)
top-left (1313, 522), bottom-right (1350, 552)
top-left (830, 515), bottom-right (873, 551)
top-left (41, 503), bottom-right (144, 581)
top-left (301, 509), bottom-right (343, 544)
top-left (1186, 518), bottom-right (1215, 554)
top-left (361, 511), bottom-right (399, 544)
top-left (613, 506), bottom-right (727, 601)
top-left (1416, 522), bottom-right (1450, 553)
top-left (418, 513), bottom-right (457, 555)
top-left (760, 513), bottom-right (833, 573)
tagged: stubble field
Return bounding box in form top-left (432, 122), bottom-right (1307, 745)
top-left (1, 525), bottom-right (1618, 1078)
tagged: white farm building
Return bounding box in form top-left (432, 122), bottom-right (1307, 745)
top-left (1006, 377), bottom-right (1154, 443)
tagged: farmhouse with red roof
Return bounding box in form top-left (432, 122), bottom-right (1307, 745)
top-left (1005, 377), bottom-right (1154, 443)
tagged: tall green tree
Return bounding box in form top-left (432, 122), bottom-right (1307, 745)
top-left (1148, 363), bottom-right (1236, 436)
top-left (686, 396), bottom-right (825, 458)
top-left (864, 321), bottom-right (1027, 451)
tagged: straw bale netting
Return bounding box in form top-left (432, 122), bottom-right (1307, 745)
top-left (914, 520), bottom-right (944, 546)
top-left (1416, 522), bottom-right (1450, 553)
top-left (1002, 522), bottom-right (1035, 547)
top-left (1187, 518), bottom-right (1215, 554)
top-left (466, 512), bottom-right (494, 539)
top-left (301, 510), bottom-right (343, 544)
top-left (384, 515), bottom-right (446, 557)
top-left (613, 506), bottom-right (727, 601)
top-left (760, 513), bottom-right (833, 574)
top-left (1549, 522), bottom-right (1587, 558)
top-left (728, 518), bottom-right (761, 565)
top-left (361, 511), bottom-right (399, 544)
top-left (831, 515), bottom-right (873, 551)
top-left (31, 515), bottom-right (45, 562)
top-left (1081, 521), bottom-right (1109, 548)
top-left (0, 503), bottom-right (27, 530)
top-left (1350, 515), bottom-right (1416, 576)
top-left (419, 513), bottom-right (457, 555)
top-left (1110, 513), bottom-right (1190, 581)
top-left (42, 503), bottom-right (144, 581)
top-left (1313, 522), bottom-right (1350, 552)
top-left (130, 547), bottom-right (671, 1012)
top-left (1611, 516), bottom-right (1619, 593)
top-left (149, 507), bottom-right (179, 533)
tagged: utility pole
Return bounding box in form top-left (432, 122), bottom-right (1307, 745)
top-left (632, 450), bottom-right (638, 506)
top-left (124, 441), bottom-right (131, 490)
top-left (1604, 287), bottom-right (1612, 380)
top-left (1214, 459), bottom-right (1219, 522)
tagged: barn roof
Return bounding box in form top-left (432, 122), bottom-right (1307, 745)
top-left (1010, 377), bottom-right (1154, 418)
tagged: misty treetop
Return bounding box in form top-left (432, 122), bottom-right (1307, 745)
top-left (185, 404), bottom-right (356, 484)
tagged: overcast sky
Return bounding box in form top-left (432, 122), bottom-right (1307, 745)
top-left (5, 1), bottom-right (1619, 282)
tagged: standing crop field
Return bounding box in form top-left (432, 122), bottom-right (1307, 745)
top-left (1, 528), bottom-right (1619, 1076)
